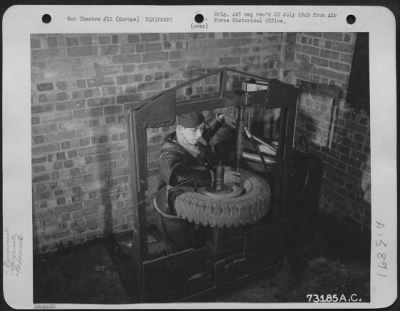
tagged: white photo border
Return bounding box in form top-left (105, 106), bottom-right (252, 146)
top-left (2, 5), bottom-right (397, 309)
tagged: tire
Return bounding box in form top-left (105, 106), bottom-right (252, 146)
top-left (174, 169), bottom-right (271, 228)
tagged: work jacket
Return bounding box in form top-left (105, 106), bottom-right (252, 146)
top-left (159, 118), bottom-right (223, 190)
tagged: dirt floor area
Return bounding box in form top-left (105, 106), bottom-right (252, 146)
top-left (34, 216), bottom-right (372, 305)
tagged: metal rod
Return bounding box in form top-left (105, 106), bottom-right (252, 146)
top-left (247, 105), bottom-right (252, 131)
top-left (235, 97), bottom-right (247, 171)
top-left (218, 69), bottom-right (227, 98)
top-left (242, 151), bottom-right (277, 165)
top-left (215, 161), bottom-right (224, 191)
top-left (328, 97), bottom-right (338, 149)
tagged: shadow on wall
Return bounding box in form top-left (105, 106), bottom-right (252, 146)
top-left (360, 154), bottom-right (371, 204)
top-left (295, 93), bottom-right (371, 232)
top-left (99, 130), bottom-right (113, 239)
top-left (99, 123), bottom-right (132, 239)
top-left (83, 121), bottom-right (129, 243)
top-left (295, 107), bottom-right (317, 151)
top-left (82, 125), bottom-right (114, 241)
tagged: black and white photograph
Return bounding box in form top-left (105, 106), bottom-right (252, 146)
top-left (29, 30), bottom-right (372, 303)
top-left (2, 5), bottom-right (397, 309)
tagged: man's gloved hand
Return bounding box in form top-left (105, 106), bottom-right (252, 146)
top-left (224, 170), bottom-right (241, 185)
top-left (217, 113), bottom-right (237, 128)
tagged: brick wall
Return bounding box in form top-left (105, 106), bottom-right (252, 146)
top-left (31, 33), bottom-right (285, 253)
top-left (291, 32), bottom-right (355, 88)
top-left (288, 33), bottom-right (371, 232)
top-left (31, 32), bottom-right (370, 254)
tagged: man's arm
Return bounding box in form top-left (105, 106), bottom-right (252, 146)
top-left (202, 114), bottom-right (224, 142)
top-left (159, 149), bottom-right (214, 188)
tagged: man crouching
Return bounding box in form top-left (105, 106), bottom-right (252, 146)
top-left (155, 111), bottom-right (239, 250)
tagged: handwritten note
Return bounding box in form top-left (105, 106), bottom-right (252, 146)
top-left (375, 221), bottom-right (388, 278)
top-left (3, 228), bottom-right (24, 277)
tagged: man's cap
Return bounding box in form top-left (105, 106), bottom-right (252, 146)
top-left (177, 112), bottom-right (205, 128)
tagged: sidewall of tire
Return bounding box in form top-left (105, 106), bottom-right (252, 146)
top-left (174, 169), bottom-right (271, 228)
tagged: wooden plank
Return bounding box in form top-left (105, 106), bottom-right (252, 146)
top-left (127, 112), bottom-right (147, 301)
top-left (143, 247), bottom-right (214, 302)
top-left (215, 254), bottom-right (248, 286)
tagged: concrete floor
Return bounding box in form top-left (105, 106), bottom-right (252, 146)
top-left (34, 216), bottom-right (371, 305)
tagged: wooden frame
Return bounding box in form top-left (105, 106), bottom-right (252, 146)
top-left (127, 68), bottom-right (298, 302)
